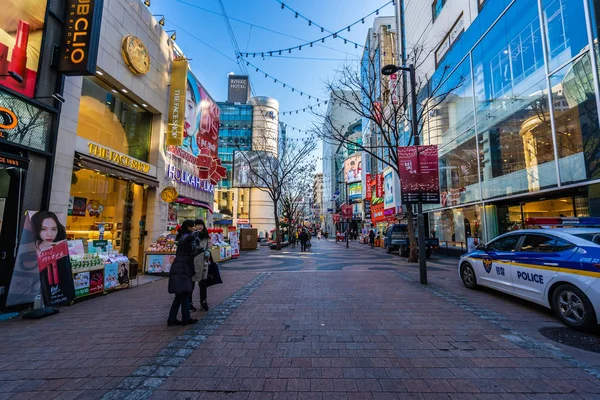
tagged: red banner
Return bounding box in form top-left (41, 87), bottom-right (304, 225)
top-left (365, 173), bottom-right (372, 201)
top-left (397, 145), bottom-right (440, 204)
top-left (333, 214), bottom-right (341, 223)
top-left (371, 203), bottom-right (385, 223)
top-left (341, 204), bottom-right (353, 219)
top-left (376, 174), bottom-right (384, 198)
top-left (373, 102), bottom-right (382, 124)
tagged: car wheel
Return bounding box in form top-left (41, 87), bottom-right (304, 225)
top-left (460, 263), bottom-right (478, 289)
top-left (552, 284), bottom-right (597, 331)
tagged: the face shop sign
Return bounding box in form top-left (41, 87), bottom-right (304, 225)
top-left (167, 165), bottom-right (214, 193)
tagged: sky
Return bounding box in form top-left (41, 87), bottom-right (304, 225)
top-left (147, 0), bottom-right (396, 172)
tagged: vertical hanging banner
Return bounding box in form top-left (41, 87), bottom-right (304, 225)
top-left (376, 173), bottom-right (384, 198)
top-left (166, 57), bottom-right (189, 146)
top-left (59, 0), bottom-right (105, 75)
top-left (365, 173), bottom-right (372, 201)
top-left (397, 145), bottom-right (440, 204)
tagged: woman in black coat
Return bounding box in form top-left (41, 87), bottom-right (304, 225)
top-left (167, 220), bottom-right (200, 326)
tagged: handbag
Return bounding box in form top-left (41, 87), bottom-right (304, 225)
top-left (205, 254), bottom-right (223, 287)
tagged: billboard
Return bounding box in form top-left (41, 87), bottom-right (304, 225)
top-left (384, 170), bottom-right (395, 211)
top-left (0, 0), bottom-right (48, 97)
top-left (397, 145), bottom-right (440, 204)
top-left (371, 179), bottom-right (383, 206)
top-left (58, 0), bottom-right (104, 76)
top-left (349, 182), bottom-right (362, 204)
top-left (344, 155), bottom-right (361, 183)
top-left (233, 150), bottom-right (276, 188)
top-left (228, 75), bottom-right (250, 104)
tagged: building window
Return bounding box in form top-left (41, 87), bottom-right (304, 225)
top-left (432, 0), bottom-right (445, 21)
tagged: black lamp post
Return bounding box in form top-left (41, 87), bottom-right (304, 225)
top-left (381, 63), bottom-right (427, 285)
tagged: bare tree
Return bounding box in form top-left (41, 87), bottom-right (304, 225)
top-left (313, 43), bottom-right (463, 261)
top-left (281, 161), bottom-right (315, 243)
top-left (234, 132), bottom-right (317, 250)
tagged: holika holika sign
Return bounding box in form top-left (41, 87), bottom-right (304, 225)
top-left (166, 57), bottom-right (189, 146)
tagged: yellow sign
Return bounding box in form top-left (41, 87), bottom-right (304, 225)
top-left (160, 186), bottom-right (179, 203)
top-left (87, 143), bottom-right (151, 173)
top-left (166, 57), bottom-right (188, 146)
top-left (0, 107), bottom-right (18, 130)
top-left (122, 36), bottom-right (151, 75)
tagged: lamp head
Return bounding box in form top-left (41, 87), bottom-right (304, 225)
top-left (144, 0), bottom-right (150, 6)
top-left (381, 64), bottom-right (400, 76)
top-left (8, 71), bottom-right (23, 84)
top-left (170, 31), bottom-right (176, 41)
top-left (158, 16), bottom-right (165, 26)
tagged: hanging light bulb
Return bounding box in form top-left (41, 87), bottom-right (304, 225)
top-left (322, 38), bottom-right (325, 43)
top-left (344, 39), bottom-right (347, 44)
top-left (289, 49), bottom-right (291, 53)
top-left (295, 12), bottom-right (298, 17)
top-left (281, 3), bottom-right (284, 9)
top-left (308, 20), bottom-right (312, 26)
top-left (310, 42), bottom-right (313, 47)
top-left (255, 68), bottom-right (258, 71)
top-left (279, 51), bottom-right (282, 55)
top-left (321, 27), bottom-right (324, 32)
top-left (265, 73), bottom-right (267, 78)
top-left (348, 26), bottom-right (351, 32)
top-left (355, 44), bottom-right (358, 49)
top-left (362, 18), bottom-right (365, 23)
top-left (376, 9), bottom-right (379, 15)
top-left (299, 46), bottom-right (302, 50)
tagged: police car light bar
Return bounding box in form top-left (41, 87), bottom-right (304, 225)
top-left (525, 217), bottom-right (600, 226)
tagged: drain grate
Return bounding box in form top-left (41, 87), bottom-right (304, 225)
top-left (539, 327), bottom-right (600, 354)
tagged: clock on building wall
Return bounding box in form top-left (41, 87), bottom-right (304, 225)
top-left (121, 35), bottom-right (151, 75)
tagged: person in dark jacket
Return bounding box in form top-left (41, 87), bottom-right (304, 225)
top-left (369, 229), bottom-right (376, 248)
top-left (299, 229), bottom-right (309, 252)
top-left (167, 220), bottom-right (200, 326)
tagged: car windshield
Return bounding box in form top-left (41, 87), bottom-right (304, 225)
top-left (571, 232), bottom-right (600, 244)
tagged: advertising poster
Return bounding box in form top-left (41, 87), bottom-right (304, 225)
top-left (117, 261), bottom-right (130, 287)
top-left (89, 270), bottom-right (104, 294)
top-left (344, 155), bottom-right (361, 183)
top-left (146, 254), bottom-right (166, 273)
top-left (168, 202), bottom-right (178, 225)
top-left (180, 70), bottom-right (220, 157)
top-left (37, 240), bottom-right (75, 306)
top-left (104, 262), bottom-right (118, 290)
top-left (371, 180), bottom-right (383, 206)
top-left (229, 231), bottom-right (240, 258)
top-left (349, 182), bottom-right (362, 203)
top-left (397, 145), bottom-right (440, 204)
top-left (0, 0), bottom-right (48, 97)
top-left (72, 197), bottom-right (87, 216)
top-left (371, 203), bottom-right (385, 223)
top-left (376, 174), bottom-right (384, 198)
top-left (384, 170), bottom-right (394, 211)
top-left (74, 271), bottom-right (90, 298)
top-left (7, 211), bottom-right (75, 307)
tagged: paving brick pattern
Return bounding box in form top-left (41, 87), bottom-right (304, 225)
top-left (0, 239), bottom-right (599, 399)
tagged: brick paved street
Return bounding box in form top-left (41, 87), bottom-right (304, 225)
top-left (0, 239), bottom-right (599, 399)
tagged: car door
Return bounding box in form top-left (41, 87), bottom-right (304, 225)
top-left (476, 234), bottom-right (523, 293)
top-left (510, 234), bottom-right (575, 300)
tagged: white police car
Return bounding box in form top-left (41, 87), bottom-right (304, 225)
top-left (458, 218), bottom-right (600, 331)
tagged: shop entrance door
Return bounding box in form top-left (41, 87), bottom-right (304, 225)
top-left (0, 162), bottom-right (26, 308)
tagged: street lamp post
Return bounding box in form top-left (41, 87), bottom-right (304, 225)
top-left (381, 63), bottom-right (428, 285)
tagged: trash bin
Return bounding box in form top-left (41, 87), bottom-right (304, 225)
top-left (128, 257), bottom-right (139, 280)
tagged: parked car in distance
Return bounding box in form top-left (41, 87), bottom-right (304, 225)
top-left (458, 227), bottom-right (600, 331)
top-left (384, 224), bottom-right (439, 258)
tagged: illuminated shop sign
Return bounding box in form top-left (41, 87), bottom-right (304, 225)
top-left (0, 107), bottom-right (18, 136)
top-left (59, 0), bottom-right (104, 75)
top-left (167, 164), bottom-right (214, 193)
top-left (82, 141), bottom-right (153, 174)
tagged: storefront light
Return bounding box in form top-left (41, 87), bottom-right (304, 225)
top-left (142, 104), bottom-right (148, 107)
top-left (121, 88), bottom-right (128, 93)
top-left (96, 70), bottom-right (104, 76)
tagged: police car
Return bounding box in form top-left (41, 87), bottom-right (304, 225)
top-left (458, 217), bottom-right (600, 331)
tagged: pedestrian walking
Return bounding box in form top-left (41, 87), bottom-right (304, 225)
top-left (167, 220), bottom-right (200, 327)
top-left (290, 231), bottom-right (296, 248)
top-left (369, 229), bottom-right (376, 248)
top-left (190, 219), bottom-right (211, 312)
top-left (299, 229), bottom-right (309, 252)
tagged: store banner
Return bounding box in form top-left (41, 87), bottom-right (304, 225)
top-left (376, 174), bottom-right (384, 198)
top-left (341, 204), bottom-right (353, 219)
top-left (166, 57), bottom-right (188, 147)
top-left (0, 0), bottom-right (48, 97)
top-left (333, 214), bottom-right (341, 223)
top-left (59, 0), bottom-right (104, 76)
top-left (371, 203), bottom-right (385, 223)
top-left (363, 200), bottom-right (371, 219)
top-left (348, 182), bottom-right (362, 204)
top-left (7, 211), bottom-right (74, 307)
top-left (365, 173), bottom-right (372, 201)
top-left (397, 145), bottom-right (440, 204)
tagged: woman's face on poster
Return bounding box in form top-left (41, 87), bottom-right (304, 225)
top-left (184, 86), bottom-right (196, 138)
top-left (40, 218), bottom-right (58, 243)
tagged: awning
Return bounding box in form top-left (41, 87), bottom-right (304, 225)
top-left (175, 196), bottom-right (213, 213)
top-left (74, 153), bottom-right (160, 187)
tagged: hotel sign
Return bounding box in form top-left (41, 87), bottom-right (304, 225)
top-left (59, 0), bottom-right (104, 75)
top-left (166, 57), bottom-right (188, 146)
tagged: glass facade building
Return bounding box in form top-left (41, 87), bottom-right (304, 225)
top-left (421, 0), bottom-right (600, 249)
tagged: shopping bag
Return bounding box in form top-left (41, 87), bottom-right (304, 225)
top-left (206, 255), bottom-right (223, 287)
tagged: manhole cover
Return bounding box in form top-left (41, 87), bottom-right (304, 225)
top-left (539, 327), bottom-right (600, 353)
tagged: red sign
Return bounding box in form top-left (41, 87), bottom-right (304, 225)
top-left (198, 86), bottom-right (221, 157)
top-left (376, 174), bottom-right (384, 198)
top-left (333, 214), bottom-right (341, 223)
top-left (341, 204), bottom-right (353, 219)
top-left (397, 145), bottom-right (440, 204)
top-left (373, 102), bottom-right (382, 124)
top-left (365, 173), bottom-right (372, 201)
top-left (371, 203), bottom-right (385, 223)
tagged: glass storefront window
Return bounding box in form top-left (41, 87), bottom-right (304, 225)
top-left (430, 205), bottom-right (482, 250)
top-left (67, 169), bottom-right (147, 261)
top-left (78, 77), bottom-right (153, 162)
top-left (542, 0), bottom-right (589, 73)
top-left (548, 52), bottom-right (599, 184)
top-left (473, 0), bottom-right (558, 199)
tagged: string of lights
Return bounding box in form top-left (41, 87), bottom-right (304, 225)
top-left (280, 100), bottom-right (328, 116)
top-left (240, 56), bottom-right (325, 101)
top-left (237, 0), bottom-right (394, 57)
